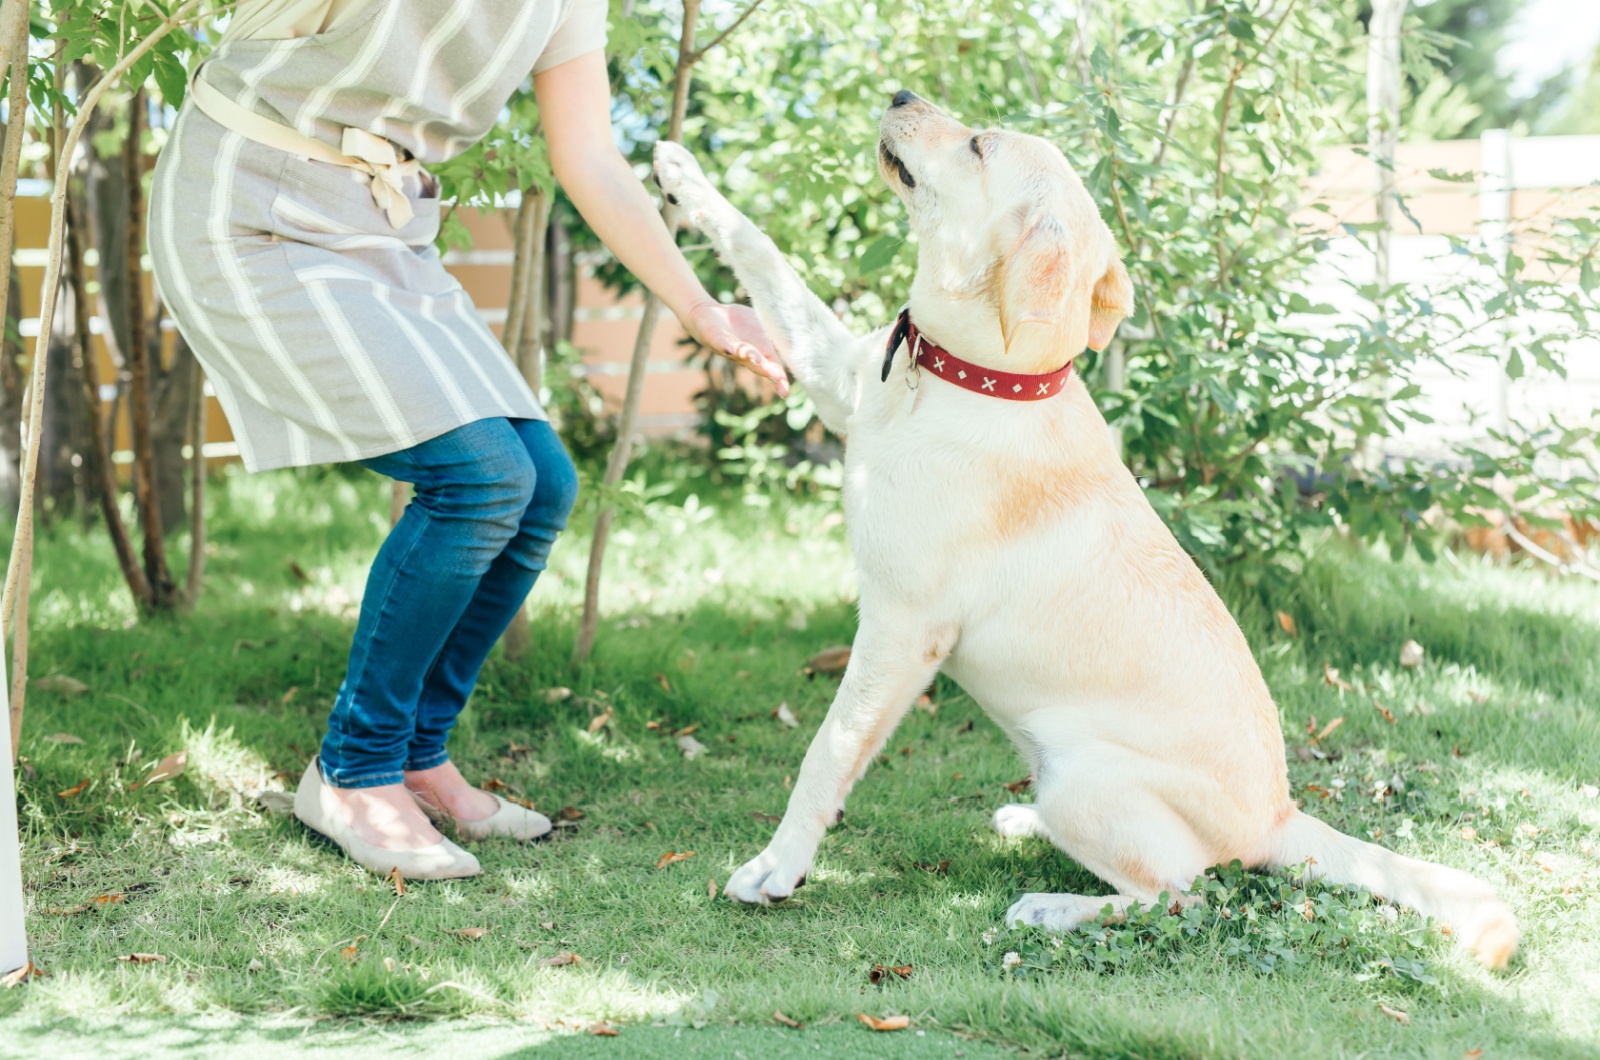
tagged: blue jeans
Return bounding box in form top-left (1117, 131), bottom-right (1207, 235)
top-left (319, 417), bottom-right (578, 789)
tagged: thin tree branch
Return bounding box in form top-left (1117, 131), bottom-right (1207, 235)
top-left (575, 0), bottom-right (707, 667)
top-left (691, 0), bottom-right (767, 63)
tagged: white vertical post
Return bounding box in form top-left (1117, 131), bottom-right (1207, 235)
top-left (0, 638), bottom-right (26, 974)
top-left (1480, 127), bottom-right (1513, 432)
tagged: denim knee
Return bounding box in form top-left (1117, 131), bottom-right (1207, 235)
top-left (405, 421), bottom-right (538, 571)
top-left (500, 419), bottom-right (579, 572)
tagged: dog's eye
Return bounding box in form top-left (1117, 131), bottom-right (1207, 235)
top-left (970, 136), bottom-right (983, 160)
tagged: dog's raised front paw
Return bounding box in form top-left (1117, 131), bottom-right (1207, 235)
top-left (724, 847), bottom-right (808, 906)
top-left (652, 140), bottom-right (719, 228)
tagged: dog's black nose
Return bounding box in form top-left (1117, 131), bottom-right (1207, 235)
top-left (890, 89), bottom-right (919, 109)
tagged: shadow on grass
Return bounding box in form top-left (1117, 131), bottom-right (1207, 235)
top-left (1, 1017), bottom-right (1010, 1059)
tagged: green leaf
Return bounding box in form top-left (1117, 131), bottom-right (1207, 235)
top-left (858, 234), bottom-right (901, 274)
top-left (152, 51), bottom-right (188, 109)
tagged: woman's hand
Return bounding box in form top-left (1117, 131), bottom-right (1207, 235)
top-left (683, 301), bottom-right (790, 397)
top-left (535, 54), bottom-right (790, 399)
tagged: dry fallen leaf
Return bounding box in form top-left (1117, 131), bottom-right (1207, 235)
top-left (57, 780), bottom-right (90, 799)
top-left (1004, 776), bottom-right (1032, 794)
top-left (677, 735), bottom-right (708, 760)
top-left (655, 673), bottom-right (673, 693)
top-left (341, 942), bottom-right (361, 962)
top-left (1378, 1004), bottom-right (1410, 1024)
top-left (93, 894), bottom-right (125, 906)
top-left (587, 709), bottom-right (614, 736)
top-left (540, 951), bottom-right (581, 967)
top-left (146, 750), bottom-right (188, 785)
top-left (1315, 717), bottom-right (1345, 743)
top-left (751, 811), bottom-right (781, 825)
top-left (1461, 826), bottom-right (1477, 841)
top-left (114, 953), bottom-right (166, 965)
top-left (558, 806), bottom-right (585, 820)
top-left (43, 733), bottom-right (84, 745)
top-left (287, 559), bottom-right (310, 583)
top-left (1276, 611), bottom-right (1298, 637)
top-left (655, 850), bottom-right (695, 870)
top-left (1464, 1050), bottom-right (1482, 1059)
top-left (774, 702), bottom-right (799, 728)
top-left (1400, 640), bottom-right (1425, 669)
top-left (806, 646), bottom-right (852, 674)
top-left (447, 927), bottom-right (490, 941)
top-left (913, 860), bottom-right (950, 875)
top-left (869, 963), bottom-right (914, 984)
top-left (279, 686), bottom-right (299, 706)
top-left (1, 962), bottom-right (44, 988)
top-left (773, 1010), bottom-right (803, 1028)
top-left (590, 1024), bottom-right (619, 1037)
top-left (674, 723), bottom-right (699, 737)
top-left (256, 791), bottom-right (295, 816)
top-left (1373, 700), bottom-right (1397, 724)
top-left (1303, 784), bottom-right (1331, 799)
top-left (545, 686), bottom-right (574, 703)
top-left (708, 877), bottom-right (718, 899)
top-left (32, 675), bottom-right (89, 695)
top-left (387, 866), bottom-right (406, 897)
top-left (1323, 664), bottom-right (1354, 692)
top-left (856, 1013), bottom-right (910, 1032)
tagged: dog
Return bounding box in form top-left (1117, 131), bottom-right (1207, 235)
top-left (651, 89), bottom-right (1519, 970)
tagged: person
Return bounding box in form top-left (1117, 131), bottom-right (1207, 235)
top-left (149, 0), bottom-right (786, 879)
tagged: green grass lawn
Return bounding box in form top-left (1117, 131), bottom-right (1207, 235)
top-left (2, 464), bottom-right (1598, 1059)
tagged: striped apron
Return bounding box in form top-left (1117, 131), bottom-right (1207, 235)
top-left (149, 1), bottom-right (604, 472)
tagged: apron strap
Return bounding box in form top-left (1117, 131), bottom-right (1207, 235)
top-left (189, 71), bottom-right (420, 229)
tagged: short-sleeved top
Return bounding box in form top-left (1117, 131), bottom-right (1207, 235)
top-left (148, 2), bottom-right (607, 472)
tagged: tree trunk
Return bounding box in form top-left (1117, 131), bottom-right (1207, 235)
top-left (0, 269), bottom-right (22, 515)
top-left (548, 201), bottom-right (575, 349)
top-left (574, 0), bottom-right (703, 668)
top-left (150, 309), bottom-right (194, 533)
top-left (70, 184), bottom-right (148, 606)
top-left (0, 31), bottom-right (28, 516)
top-left (122, 89), bottom-right (177, 607)
top-left (185, 362), bottom-right (206, 602)
top-left (499, 184), bottom-right (552, 662)
top-left (39, 282), bottom-right (78, 516)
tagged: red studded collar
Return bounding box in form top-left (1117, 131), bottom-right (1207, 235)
top-left (880, 308), bottom-right (1073, 401)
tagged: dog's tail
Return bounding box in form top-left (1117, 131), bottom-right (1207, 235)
top-left (1266, 809), bottom-right (1518, 970)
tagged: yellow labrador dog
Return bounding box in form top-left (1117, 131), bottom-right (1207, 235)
top-left (652, 90), bottom-right (1518, 970)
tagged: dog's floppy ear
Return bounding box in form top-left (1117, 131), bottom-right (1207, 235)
top-left (997, 212), bottom-right (1074, 356)
top-left (1087, 257), bottom-right (1133, 351)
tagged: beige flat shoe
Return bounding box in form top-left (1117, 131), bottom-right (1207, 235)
top-left (293, 758), bottom-right (480, 880)
top-left (411, 789), bottom-right (553, 842)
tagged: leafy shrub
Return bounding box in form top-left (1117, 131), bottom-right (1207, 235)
top-left (987, 860), bottom-right (1440, 986)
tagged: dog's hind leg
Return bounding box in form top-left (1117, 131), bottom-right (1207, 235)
top-left (1002, 769), bottom-right (1212, 931)
top-left (724, 618), bottom-right (957, 905)
top-left (653, 140), bottom-right (863, 434)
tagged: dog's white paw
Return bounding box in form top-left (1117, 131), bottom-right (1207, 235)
top-left (1004, 893), bottom-right (1119, 930)
top-left (992, 803), bottom-right (1045, 839)
top-left (652, 140), bottom-right (720, 228)
top-left (724, 846), bottom-right (808, 905)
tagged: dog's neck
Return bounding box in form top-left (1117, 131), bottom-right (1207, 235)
top-left (906, 283), bottom-right (1081, 378)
